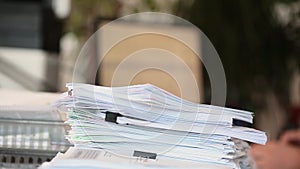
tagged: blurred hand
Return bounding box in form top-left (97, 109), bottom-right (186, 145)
top-left (250, 130), bottom-right (300, 169)
top-left (280, 129), bottom-right (300, 145)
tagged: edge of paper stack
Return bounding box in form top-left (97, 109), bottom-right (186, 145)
top-left (40, 83), bottom-right (267, 169)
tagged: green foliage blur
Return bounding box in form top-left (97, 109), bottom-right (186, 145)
top-left (177, 0), bottom-right (300, 110)
top-left (66, 0), bottom-right (120, 39)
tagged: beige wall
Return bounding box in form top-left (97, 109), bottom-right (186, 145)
top-left (98, 22), bottom-right (203, 103)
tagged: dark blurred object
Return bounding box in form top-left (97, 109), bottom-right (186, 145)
top-left (41, 0), bottom-right (63, 53)
top-left (290, 106), bottom-right (300, 127)
top-left (280, 106), bottom-right (300, 131)
top-left (0, 0), bottom-right (62, 53)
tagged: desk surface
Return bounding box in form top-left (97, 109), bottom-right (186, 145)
top-left (0, 89), bottom-right (61, 106)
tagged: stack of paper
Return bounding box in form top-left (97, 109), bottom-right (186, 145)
top-left (46, 83), bottom-right (266, 169)
top-left (39, 145), bottom-right (254, 169)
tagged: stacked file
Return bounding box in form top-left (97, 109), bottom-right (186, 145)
top-left (49, 83), bottom-right (266, 169)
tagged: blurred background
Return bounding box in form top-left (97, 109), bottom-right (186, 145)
top-left (0, 0), bottom-right (299, 140)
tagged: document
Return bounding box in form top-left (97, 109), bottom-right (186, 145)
top-left (47, 83), bottom-right (266, 169)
